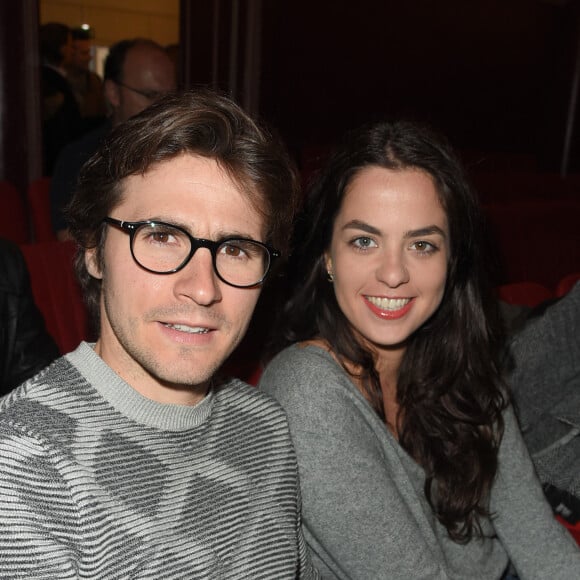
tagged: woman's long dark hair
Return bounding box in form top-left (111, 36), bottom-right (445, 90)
top-left (272, 120), bottom-right (507, 543)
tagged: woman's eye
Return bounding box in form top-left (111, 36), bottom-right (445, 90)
top-left (411, 240), bottom-right (436, 253)
top-left (352, 236), bottom-right (377, 249)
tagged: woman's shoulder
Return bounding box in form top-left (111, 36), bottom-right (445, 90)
top-left (260, 341), bottom-right (354, 400)
top-left (262, 341), bottom-right (341, 380)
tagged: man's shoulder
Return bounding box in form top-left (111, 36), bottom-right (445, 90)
top-left (214, 377), bottom-right (287, 414)
top-left (0, 356), bottom-right (84, 438)
top-left (212, 378), bottom-right (293, 435)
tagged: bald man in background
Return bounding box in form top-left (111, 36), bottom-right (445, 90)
top-left (50, 38), bottom-right (176, 240)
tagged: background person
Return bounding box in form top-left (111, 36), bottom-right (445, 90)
top-left (0, 89), bottom-right (316, 579)
top-left (260, 120), bottom-right (580, 579)
top-left (39, 22), bottom-right (82, 175)
top-left (0, 238), bottom-right (59, 395)
top-left (505, 282), bottom-right (580, 533)
top-left (50, 38), bottom-right (177, 240)
top-left (65, 26), bottom-right (107, 126)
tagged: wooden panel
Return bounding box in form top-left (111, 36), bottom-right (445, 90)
top-left (0, 1), bottom-right (42, 195)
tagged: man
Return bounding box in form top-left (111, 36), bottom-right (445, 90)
top-left (50, 38), bottom-right (176, 240)
top-left (40, 22), bottom-right (82, 175)
top-left (65, 27), bottom-right (107, 123)
top-left (0, 238), bottom-right (59, 394)
top-left (0, 90), bottom-right (316, 578)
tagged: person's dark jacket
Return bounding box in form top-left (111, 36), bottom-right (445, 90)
top-left (0, 239), bottom-right (59, 395)
top-left (41, 65), bottom-right (83, 175)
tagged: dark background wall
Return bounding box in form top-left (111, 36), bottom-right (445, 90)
top-left (3, 0), bottom-right (580, 191)
top-left (258, 0), bottom-right (577, 172)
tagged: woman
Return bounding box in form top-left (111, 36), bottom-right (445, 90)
top-left (259, 121), bottom-right (580, 579)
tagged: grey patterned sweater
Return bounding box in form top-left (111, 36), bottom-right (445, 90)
top-left (0, 342), bottom-right (317, 579)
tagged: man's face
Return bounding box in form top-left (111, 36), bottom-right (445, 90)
top-left (60, 32), bottom-right (74, 68)
top-left (107, 44), bottom-right (176, 125)
top-left (71, 39), bottom-right (92, 71)
top-left (85, 154), bottom-right (265, 404)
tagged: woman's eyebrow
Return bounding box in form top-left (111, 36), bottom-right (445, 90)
top-left (342, 220), bottom-right (446, 240)
top-left (404, 225), bottom-right (447, 239)
top-left (342, 220), bottom-right (381, 235)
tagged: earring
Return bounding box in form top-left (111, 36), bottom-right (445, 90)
top-left (327, 270), bottom-right (334, 282)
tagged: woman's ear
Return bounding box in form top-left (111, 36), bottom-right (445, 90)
top-left (85, 248), bottom-right (103, 279)
top-left (324, 253), bottom-right (334, 282)
top-left (324, 252), bottom-right (332, 273)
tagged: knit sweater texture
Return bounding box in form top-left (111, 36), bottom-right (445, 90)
top-left (0, 342), bottom-right (317, 579)
top-left (260, 344), bottom-right (580, 580)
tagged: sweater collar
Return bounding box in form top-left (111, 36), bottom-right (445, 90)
top-left (66, 342), bottom-right (214, 431)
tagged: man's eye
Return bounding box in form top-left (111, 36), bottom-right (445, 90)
top-left (223, 244), bottom-right (243, 257)
top-left (141, 227), bottom-right (181, 245)
top-left (152, 232), bottom-right (171, 244)
top-left (220, 243), bottom-right (249, 259)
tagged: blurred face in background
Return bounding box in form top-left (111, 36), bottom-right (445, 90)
top-left (70, 38), bottom-right (92, 72)
top-left (60, 32), bottom-right (74, 68)
top-left (105, 43), bottom-right (177, 125)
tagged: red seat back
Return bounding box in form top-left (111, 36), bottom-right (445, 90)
top-left (27, 177), bottom-right (56, 242)
top-left (556, 272), bottom-right (580, 297)
top-left (496, 281), bottom-right (554, 307)
top-left (20, 240), bottom-right (92, 354)
top-left (0, 180), bottom-right (29, 244)
top-left (484, 200), bottom-right (580, 289)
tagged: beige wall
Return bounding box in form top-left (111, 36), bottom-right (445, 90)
top-left (40, 0), bottom-right (179, 48)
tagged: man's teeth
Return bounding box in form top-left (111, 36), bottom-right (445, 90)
top-left (366, 296), bottom-right (410, 311)
top-left (164, 323), bottom-right (210, 334)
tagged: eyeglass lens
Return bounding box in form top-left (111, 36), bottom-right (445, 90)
top-left (132, 222), bottom-right (270, 286)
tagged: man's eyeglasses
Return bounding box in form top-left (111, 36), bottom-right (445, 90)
top-left (102, 218), bottom-right (279, 288)
top-left (115, 81), bottom-right (166, 101)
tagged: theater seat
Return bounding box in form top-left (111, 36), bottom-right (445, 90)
top-left (496, 281), bottom-right (553, 307)
top-left (483, 200), bottom-right (580, 289)
top-left (27, 177), bottom-right (56, 242)
top-left (0, 180), bottom-right (29, 244)
top-left (556, 272), bottom-right (580, 297)
top-left (20, 240), bottom-right (92, 354)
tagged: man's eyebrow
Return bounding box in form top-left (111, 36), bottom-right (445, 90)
top-left (149, 218), bottom-right (260, 241)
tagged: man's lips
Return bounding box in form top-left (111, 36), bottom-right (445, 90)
top-left (160, 322), bottom-right (215, 334)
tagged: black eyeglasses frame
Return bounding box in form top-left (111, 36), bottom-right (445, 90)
top-left (102, 217), bottom-right (279, 289)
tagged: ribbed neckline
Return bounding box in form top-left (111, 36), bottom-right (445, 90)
top-left (66, 342), bottom-right (214, 431)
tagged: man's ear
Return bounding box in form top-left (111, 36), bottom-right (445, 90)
top-left (104, 79), bottom-right (120, 109)
top-left (85, 248), bottom-right (103, 280)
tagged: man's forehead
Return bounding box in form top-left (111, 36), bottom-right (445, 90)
top-left (116, 155), bottom-right (266, 232)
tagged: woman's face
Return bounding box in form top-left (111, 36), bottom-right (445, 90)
top-left (325, 166), bottom-right (449, 353)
